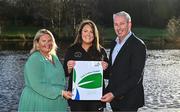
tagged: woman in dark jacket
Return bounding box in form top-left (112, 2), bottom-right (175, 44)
top-left (64, 19), bottom-right (109, 111)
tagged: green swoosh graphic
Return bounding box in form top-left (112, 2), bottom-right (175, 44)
top-left (73, 69), bottom-right (76, 83)
top-left (78, 72), bottom-right (102, 89)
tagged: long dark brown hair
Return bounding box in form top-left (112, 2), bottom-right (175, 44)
top-left (73, 19), bottom-right (100, 51)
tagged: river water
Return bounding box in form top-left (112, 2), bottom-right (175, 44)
top-left (0, 49), bottom-right (180, 112)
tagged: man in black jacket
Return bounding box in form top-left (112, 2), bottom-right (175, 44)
top-left (101, 11), bottom-right (146, 111)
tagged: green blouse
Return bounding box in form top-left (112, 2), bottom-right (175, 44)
top-left (18, 51), bottom-right (68, 111)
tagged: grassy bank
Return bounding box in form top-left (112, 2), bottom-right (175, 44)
top-left (0, 26), bottom-right (74, 41)
top-left (0, 26), bottom-right (167, 41)
top-left (101, 27), bottom-right (167, 41)
top-left (0, 26), bottom-right (40, 40)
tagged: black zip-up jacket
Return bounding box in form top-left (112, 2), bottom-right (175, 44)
top-left (63, 43), bottom-right (109, 92)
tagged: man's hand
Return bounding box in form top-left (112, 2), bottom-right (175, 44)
top-left (101, 92), bottom-right (114, 102)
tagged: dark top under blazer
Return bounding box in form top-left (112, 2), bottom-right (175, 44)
top-left (106, 33), bottom-right (146, 108)
top-left (63, 43), bottom-right (109, 110)
top-left (63, 43), bottom-right (108, 92)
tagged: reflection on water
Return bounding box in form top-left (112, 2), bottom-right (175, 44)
top-left (0, 50), bottom-right (180, 112)
top-left (0, 41), bottom-right (33, 50)
top-left (1, 40), bottom-right (180, 51)
top-left (139, 50), bottom-right (180, 112)
top-left (0, 51), bottom-right (27, 111)
top-left (144, 41), bottom-right (180, 50)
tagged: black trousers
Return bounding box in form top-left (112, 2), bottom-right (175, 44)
top-left (110, 99), bottom-right (139, 112)
top-left (68, 100), bottom-right (105, 112)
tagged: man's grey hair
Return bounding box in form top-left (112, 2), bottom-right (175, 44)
top-left (113, 11), bottom-right (131, 22)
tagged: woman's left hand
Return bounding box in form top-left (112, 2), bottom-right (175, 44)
top-left (101, 61), bottom-right (108, 70)
top-left (62, 91), bottom-right (72, 100)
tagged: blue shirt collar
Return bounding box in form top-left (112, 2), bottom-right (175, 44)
top-left (115, 31), bottom-right (132, 45)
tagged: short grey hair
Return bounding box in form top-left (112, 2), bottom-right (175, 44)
top-left (113, 11), bottom-right (131, 22)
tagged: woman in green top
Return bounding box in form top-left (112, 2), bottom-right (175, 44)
top-left (18, 29), bottom-right (72, 112)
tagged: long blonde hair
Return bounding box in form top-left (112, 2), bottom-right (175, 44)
top-left (30, 29), bottom-right (58, 55)
top-left (73, 19), bottom-right (100, 51)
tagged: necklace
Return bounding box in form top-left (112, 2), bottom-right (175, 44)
top-left (44, 54), bottom-right (54, 64)
top-left (39, 51), bottom-right (55, 64)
